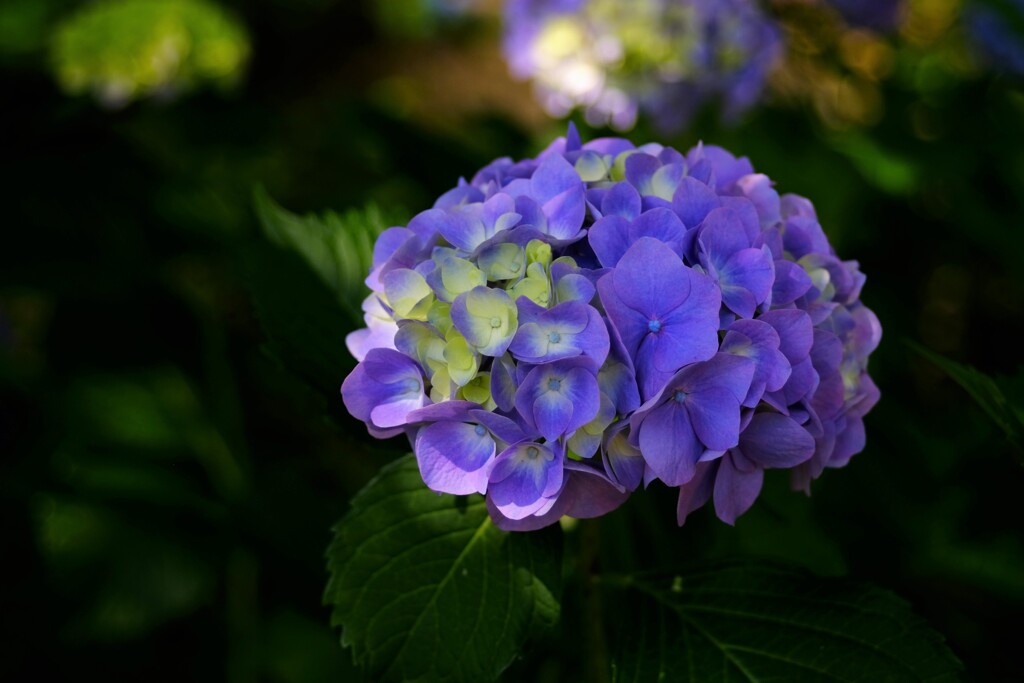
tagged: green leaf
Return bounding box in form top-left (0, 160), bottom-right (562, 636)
top-left (324, 455), bottom-right (562, 683)
top-left (604, 562), bottom-right (962, 682)
top-left (244, 240), bottom-right (354, 396)
top-left (909, 341), bottom-right (1024, 450)
top-left (253, 186), bottom-right (399, 322)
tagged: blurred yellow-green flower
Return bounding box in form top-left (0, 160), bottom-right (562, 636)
top-left (50, 0), bottom-right (250, 107)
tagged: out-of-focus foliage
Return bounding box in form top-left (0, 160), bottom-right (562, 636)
top-left (911, 341), bottom-right (1024, 455)
top-left (50, 0), bottom-right (250, 107)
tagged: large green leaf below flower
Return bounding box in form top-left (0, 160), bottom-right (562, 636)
top-left (324, 455), bottom-right (563, 683)
top-left (604, 561), bottom-right (962, 682)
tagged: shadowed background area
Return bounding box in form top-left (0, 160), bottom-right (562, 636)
top-left (2, 0), bottom-right (1023, 680)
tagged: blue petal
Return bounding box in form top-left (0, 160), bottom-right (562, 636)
top-left (638, 402), bottom-right (702, 486)
top-left (487, 443), bottom-right (564, 520)
top-left (588, 215), bottom-right (632, 267)
top-left (686, 386), bottom-right (742, 451)
top-left (629, 208), bottom-right (686, 257)
top-left (672, 176), bottom-right (720, 229)
top-left (601, 181), bottom-right (641, 219)
top-left (738, 413), bottom-right (815, 468)
top-left (712, 453), bottom-right (763, 525)
top-left (415, 421), bottom-right (496, 495)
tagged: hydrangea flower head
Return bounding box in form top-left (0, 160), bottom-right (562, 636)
top-left (51, 0), bottom-right (250, 108)
top-left (501, 0), bottom-right (782, 131)
top-left (341, 125), bottom-right (880, 531)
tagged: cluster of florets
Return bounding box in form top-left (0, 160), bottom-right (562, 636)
top-left (501, 0), bottom-right (782, 132)
top-left (341, 126), bottom-right (880, 531)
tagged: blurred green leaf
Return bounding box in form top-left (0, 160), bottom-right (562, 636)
top-left (244, 238), bottom-right (354, 397)
top-left (50, 0), bottom-right (250, 107)
top-left (34, 495), bottom-right (217, 641)
top-left (604, 561), bottom-right (962, 682)
top-left (253, 186), bottom-right (397, 322)
top-left (829, 132), bottom-right (919, 195)
top-left (909, 341), bottom-right (1024, 452)
top-left (324, 455), bottom-right (563, 683)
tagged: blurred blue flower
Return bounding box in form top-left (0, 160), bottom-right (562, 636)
top-left (501, 0), bottom-right (783, 132)
top-left (967, 0), bottom-right (1024, 77)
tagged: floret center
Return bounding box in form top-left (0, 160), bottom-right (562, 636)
top-left (547, 378), bottom-right (562, 392)
top-left (648, 318), bottom-right (662, 334)
top-left (548, 332), bottom-right (561, 344)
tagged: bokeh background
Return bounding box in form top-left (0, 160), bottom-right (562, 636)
top-left (2, 0), bottom-right (1023, 680)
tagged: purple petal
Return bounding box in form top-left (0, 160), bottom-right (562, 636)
top-left (610, 237), bottom-right (689, 315)
top-left (718, 248), bottom-right (775, 317)
top-left (713, 453), bottom-right (764, 525)
top-left (625, 153), bottom-right (661, 194)
top-left (676, 460), bottom-right (718, 525)
top-left (532, 391), bottom-right (574, 441)
top-left (771, 260), bottom-right (813, 306)
top-left (629, 208), bottom-right (686, 257)
top-left (723, 319), bottom-right (791, 406)
top-left (561, 464), bottom-right (631, 518)
top-left (605, 423), bottom-right (644, 491)
top-left (735, 173), bottom-right (781, 228)
top-left (588, 216), bottom-right (632, 267)
top-left (515, 359), bottom-right (600, 441)
top-left (372, 227), bottom-right (413, 269)
top-left (406, 400), bottom-right (477, 423)
top-left (672, 176), bottom-right (720, 229)
top-left (830, 416), bottom-right (866, 467)
top-left (487, 489), bottom-right (569, 531)
top-left (488, 442), bottom-right (564, 520)
top-left (638, 403), bottom-right (703, 486)
top-left (686, 386), bottom-right (743, 451)
top-left (415, 421), bottom-right (496, 495)
top-left (341, 349), bottom-right (425, 430)
top-left (555, 273), bottom-right (597, 304)
top-left (699, 207), bottom-right (752, 262)
top-left (489, 353), bottom-right (518, 412)
top-left (601, 181), bottom-right (642, 219)
top-left (759, 309), bottom-right (813, 364)
top-left (738, 412), bottom-right (815, 468)
top-left (676, 353), bottom-right (756, 404)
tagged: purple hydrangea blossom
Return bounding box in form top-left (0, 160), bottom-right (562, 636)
top-left (341, 125), bottom-right (881, 530)
top-left (501, 0), bottom-right (783, 132)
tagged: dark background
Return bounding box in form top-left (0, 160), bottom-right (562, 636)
top-left (2, 1), bottom-right (1023, 681)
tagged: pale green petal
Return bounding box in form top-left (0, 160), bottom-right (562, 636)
top-left (401, 323), bottom-right (446, 371)
top-left (478, 243), bottom-right (527, 281)
top-left (507, 262), bottom-right (551, 307)
top-left (427, 300), bottom-right (453, 336)
top-left (458, 372), bottom-right (496, 411)
top-left (429, 366), bottom-right (455, 403)
top-left (526, 239), bottom-right (553, 269)
top-left (443, 331), bottom-right (480, 387)
top-left (437, 251), bottom-right (486, 297)
top-left (575, 152), bottom-right (609, 183)
top-left (383, 268), bottom-right (433, 321)
top-left (651, 164), bottom-right (680, 201)
top-left (611, 150), bottom-right (638, 182)
top-left (455, 287), bottom-right (519, 356)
